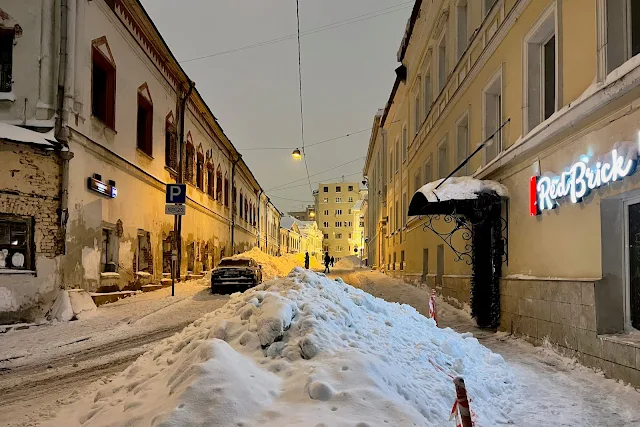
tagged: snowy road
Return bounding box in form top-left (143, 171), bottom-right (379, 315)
top-left (0, 279), bottom-right (230, 427)
top-left (330, 269), bottom-right (640, 427)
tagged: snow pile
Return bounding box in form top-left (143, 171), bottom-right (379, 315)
top-left (48, 268), bottom-right (518, 427)
top-left (335, 255), bottom-right (362, 270)
top-left (232, 248), bottom-right (321, 279)
top-left (417, 176), bottom-right (508, 203)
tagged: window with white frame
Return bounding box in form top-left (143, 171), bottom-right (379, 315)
top-left (323, 186), bottom-right (329, 192)
top-left (335, 221), bottom-right (342, 227)
top-left (336, 246), bottom-right (344, 252)
top-left (348, 209), bottom-right (352, 214)
top-left (322, 198), bottom-right (328, 203)
top-left (348, 185), bottom-right (354, 191)
top-left (423, 156), bottom-right (432, 185)
top-left (359, 221), bottom-right (365, 228)
top-left (336, 233), bottom-right (343, 239)
top-left (402, 125), bottom-right (408, 161)
top-left (348, 197), bottom-right (353, 202)
top-left (346, 221), bottom-right (352, 227)
top-left (456, 0), bottom-right (469, 61)
top-left (336, 186), bottom-right (342, 193)
top-left (438, 136), bottom-right (449, 179)
top-left (456, 113), bottom-right (469, 176)
top-left (525, 6), bottom-right (556, 131)
top-left (438, 31), bottom-right (448, 93)
top-left (323, 233), bottom-right (329, 239)
top-left (483, 70), bottom-right (502, 164)
top-left (335, 209), bottom-right (342, 215)
top-left (484, 0), bottom-right (498, 18)
top-left (324, 210), bottom-right (329, 215)
top-left (413, 80), bottom-right (421, 135)
top-left (335, 197), bottom-right (342, 203)
top-left (605, 0), bottom-right (640, 74)
top-left (323, 221), bottom-right (329, 227)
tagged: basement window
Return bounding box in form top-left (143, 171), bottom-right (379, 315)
top-left (0, 215), bottom-right (32, 270)
top-left (92, 47), bottom-right (116, 129)
top-left (137, 93), bottom-right (153, 156)
top-left (0, 29), bottom-right (13, 93)
top-left (606, 0), bottom-right (640, 74)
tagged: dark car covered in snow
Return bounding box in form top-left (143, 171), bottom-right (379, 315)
top-left (211, 257), bottom-right (263, 294)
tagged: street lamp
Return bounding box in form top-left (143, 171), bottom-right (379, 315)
top-left (292, 148), bottom-right (302, 160)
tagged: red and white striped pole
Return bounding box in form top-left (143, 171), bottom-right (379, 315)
top-left (453, 377), bottom-right (472, 427)
top-left (429, 289), bottom-right (438, 326)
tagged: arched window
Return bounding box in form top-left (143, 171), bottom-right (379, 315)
top-left (244, 198), bottom-right (248, 222)
top-left (164, 111), bottom-right (177, 171)
top-left (185, 133), bottom-right (194, 183)
top-left (216, 166), bottom-right (223, 201)
top-left (91, 36), bottom-right (116, 128)
top-left (239, 192), bottom-right (244, 219)
top-left (224, 173), bottom-right (229, 207)
top-left (206, 162), bottom-right (214, 198)
top-left (136, 83), bottom-right (153, 156)
top-left (196, 145), bottom-right (204, 190)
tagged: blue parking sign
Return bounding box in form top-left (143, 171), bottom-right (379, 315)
top-left (166, 184), bottom-right (186, 204)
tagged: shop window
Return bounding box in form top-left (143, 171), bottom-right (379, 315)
top-left (456, 0), bottom-right (468, 61)
top-left (207, 164), bottom-right (214, 198)
top-left (0, 29), bottom-right (13, 92)
top-left (438, 136), bottom-right (449, 179)
top-left (136, 230), bottom-right (152, 273)
top-left (438, 30), bottom-right (448, 93)
top-left (137, 92), bottom-right (153, 156)
top-left (0, 215), bottom-right (32, 270)
top-left (91, 45), bottom-right (116, 128)
top-left (606, 0), bottom-right (640, 74)
top-left (456, 113), bottom-right (469, 176)
top-left (185, 141), bottom-right (195, 183)
top-left (101, 227), bottom-right (119, 273)
top-left (196, 151), bottom-right (204, 190)
top-left (216, 166), bottom-right (223, 201)
top-left (224, 175), bottom-right (230, 207)
top-left (483, 71), bottom-right (502, 164)
top-left (525, 7), bottom-right (556, 131)
top-left (165, 113), bottom-right (177, 171)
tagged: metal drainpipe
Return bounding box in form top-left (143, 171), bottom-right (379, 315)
top-left (176, 81), bottom-right (195, 282)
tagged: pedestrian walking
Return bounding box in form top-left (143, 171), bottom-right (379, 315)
top-left (304, 252), bottom-right (310, 270)
top-left (330, 256), bottom-right (335, 267)
top-left (324, 252), bottom-right (331, 273)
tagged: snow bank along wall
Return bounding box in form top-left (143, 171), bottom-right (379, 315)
top-left (364, 0), bottom-right (640, 386)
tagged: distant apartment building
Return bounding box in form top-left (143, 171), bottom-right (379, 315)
top-left (316, 182), bottom-right (365, 259)
top-left (288, 205), bottom-right (316, 222)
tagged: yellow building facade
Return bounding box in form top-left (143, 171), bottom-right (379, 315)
top-left (316, 182), bottom-right (364, 260)
top-left (365, 0), bottom-right (640, 385)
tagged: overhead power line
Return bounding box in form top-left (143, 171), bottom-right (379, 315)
top-left (267, 156), bottom-right (366, 191)
top-left (179, 1), bottom-right (413, 64)
top-left (295, 0), bottom-right (313, 196)
top-left (270, 171), bottom-right (363, 192)
top-left (269, 195), bottom-right (315, 203)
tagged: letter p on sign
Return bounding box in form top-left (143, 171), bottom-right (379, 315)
top-left (166, 184), bottom-right (187, 204)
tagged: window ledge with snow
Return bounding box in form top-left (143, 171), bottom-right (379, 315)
top-left (0, 269), bottom-right (35, 275)
top-left (101, 272), bottom-right (120, 278)
top-left (136, 271), bottom-right (152, 277)
top-left (0, 91), bottom-right (16, 102)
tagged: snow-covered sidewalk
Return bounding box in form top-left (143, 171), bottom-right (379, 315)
top-left (331, 269), bottom-right (640, 427)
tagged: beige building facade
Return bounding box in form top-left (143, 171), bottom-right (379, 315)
top-left (316, 182), bottom-right (364, 259)
top-left (365, 0), bottom-right (640, 386)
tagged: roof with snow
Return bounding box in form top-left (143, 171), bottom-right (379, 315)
top-left (352, 199), bottom-right (364, 211)
top-left (0, 122), bottom-right (58, 148)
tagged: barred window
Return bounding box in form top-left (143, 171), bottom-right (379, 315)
top-left (0, 215), bottom-right (32, 270)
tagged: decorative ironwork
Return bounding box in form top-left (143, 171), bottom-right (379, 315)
top-left (422, 209), bottom-right (474, 265)
top-left (500, 200), bottom-right (509, 266)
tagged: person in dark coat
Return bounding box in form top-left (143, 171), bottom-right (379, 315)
top-left (304, 252), bottom-right (310, 269)
top-left (324, 252), bottom-right (331, 273)
top-left (330, 256), bottom-right (335, 267)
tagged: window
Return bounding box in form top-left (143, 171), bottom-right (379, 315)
top-left (395, 138), bottom-right (400, 173)
top-left (484, 0), bottom-right (498, 17)
top-left (348, 185), bottom-right (354, 191)
top-left (336, 233), bottom-right (343, 239)
top-left (323, 186), bottom-right (329, 193)
top-left (0, 30), bottom-right (13, 92)
top-left (393, 252), bottom-right (397, 270)
top-left (323, 198), bottom-right (328, 203)
top-left (323, 222), bottom-right (329, 227)
top-left (336, 186), bottom-right (342, 193)
top-left (206, 164), bottom-right (214, 197)
top-left (240, 193), bottom-right (244, 219)
top-left (224, 176), bottom-right (230, 207)
top-left (456, 114), bottom-right (469, 175)
top-left (438, 31), bottom-right (448, 93)
top-left (438, 136), bottom-right (449, 179)
top-left (216, 167), bottom-right (223, 201)
top-left (101, 227), bottom-right (119, 273)
top-left (346, 221), bottom-right (352, 227)
top-left (395, 200), bottom-right (399, 231)
top-left (402, 125), bottom-right (408, 162)
top-left (389, 150), bottom-right (394, 182)
top-left (335, 198), bottom-right (343, 203)
top-left (336, 246), bottom-right (344, 252)
top-left (359, 221), bottom-right (365, 228)
top-left (335, 222), bottom-right (342, 227)
top-left (0, 215), bottom-right (32, 270)
top-left (606, 0), bottom-right (640, 74)
top-left (92, 46), bottom-right (116, 128)
top-left (483, 71), bottom-right (502, 164)
top-left (335, 209), bottom-right (342, 215)
top-left (525, 8), bottom-right (556, 131)
top-left (137, 230), bottom-right (152, 273)
top-left (414, 86), bottom-right (421, 136)
top-left (400, 251), bottom-right (405, 271)
top-left (324, 233), bottom-right (329, 239)
top-left (137, 92), bottom-right (153, 156)
top-left (348, 209), bottom-right (352, 214)
top-left (414, 170), bottom-right (422, 194)
top-left (196, 151), bottom-right (204, 190)
top-left (424, 156), bottom-right (432, 185)
top-left (402, 192), bottom-right (407, 228)
top-left (348, 197), bottom-right (353, 202)
top-left (165, 114), bottom-right (177, 170)
top-left (185, 141), bottom-right (195, 183)
top-left (324, 210), bottom-right (329, 215)
top-left (423, 72), bottom-right (432, 119)
top-left (456, 0), bottom-right (469, 60)
top-left (389, 207), bottom-right (393, 231)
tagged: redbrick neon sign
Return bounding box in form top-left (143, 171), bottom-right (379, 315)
top-left (530, 148), bottom-right (637, 216)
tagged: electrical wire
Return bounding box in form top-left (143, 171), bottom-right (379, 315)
top-left (269, 171), bottom-right (363, 192)
top-left (295, 0), bottom-right (313, 196)
top-left (179, 1), bottom-right (413, 64)
top-left (269, 195), bottom-right (315, 203)
top-left (267, 156), bottom-right (366, 191)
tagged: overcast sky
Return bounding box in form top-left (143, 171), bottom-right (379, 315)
top-left (140, 0), bottom-right (411, 214)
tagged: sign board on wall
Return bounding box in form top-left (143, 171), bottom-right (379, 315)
top-left (87, 176), bottom-right (117, 198)
top-left (165, 204), bottom-right (186, 216)
top-left (530, 145), bottom-right (638, 216)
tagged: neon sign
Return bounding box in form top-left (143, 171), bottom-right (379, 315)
top-left (530, 147), bottom-right (637, 216)
top-left (87, 176), bottom-right (117, 198)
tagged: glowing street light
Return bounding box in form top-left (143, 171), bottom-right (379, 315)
top-left (292, 148), bottom-right (302, 160)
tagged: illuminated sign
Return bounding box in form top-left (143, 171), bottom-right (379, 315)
top-left (88, 176), bottom-right (117, 198)
top-left (530, 146), bottom-right (637, 216)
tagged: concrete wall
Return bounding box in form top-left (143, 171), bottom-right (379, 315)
top-left (0, 141), bottom-right (62, 322)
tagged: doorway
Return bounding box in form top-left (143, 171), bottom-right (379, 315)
top-left (422, 248), bottom-right (429, 284)
top-left (626, 201), bottom-right (640, 330)
top-left (436, 244), bottom-right (444, 287)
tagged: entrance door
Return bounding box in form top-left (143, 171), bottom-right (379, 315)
top-left (422, 248), bottom-right (429, 283)
top-left (436, 244), bottom-right (444, 286)
top-left (628, 203), bottom-right (640, 329)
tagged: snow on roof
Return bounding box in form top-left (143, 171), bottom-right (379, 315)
top-left (417, 176), bottom-right (509, 203)
top-left (352, 199), bottom-right (364, 210)
top-left (52, 268), bottom-right (517, 426)
top-left (0, 122), bottom-right (57, 147)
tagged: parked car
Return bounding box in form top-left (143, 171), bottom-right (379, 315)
top-left (211, 257), bottom-right (263, 294)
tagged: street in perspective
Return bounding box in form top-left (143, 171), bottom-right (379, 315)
top-left (2, 0), bottom-right (640, 426)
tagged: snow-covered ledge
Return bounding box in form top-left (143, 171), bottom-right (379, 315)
top-left (0, 269), bottom-right (36, 275)
top-left (475, 55), bottom-right (640, 179)
top-left (0, 91), bottom-right (16, 102)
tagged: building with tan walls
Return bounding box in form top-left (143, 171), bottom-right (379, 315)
top-left (364, 0), bottom-right (640, 386)
top-left (316, 182), bottom-right (364, 260)
top-left (0, 0), bottom-right (278, 321)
